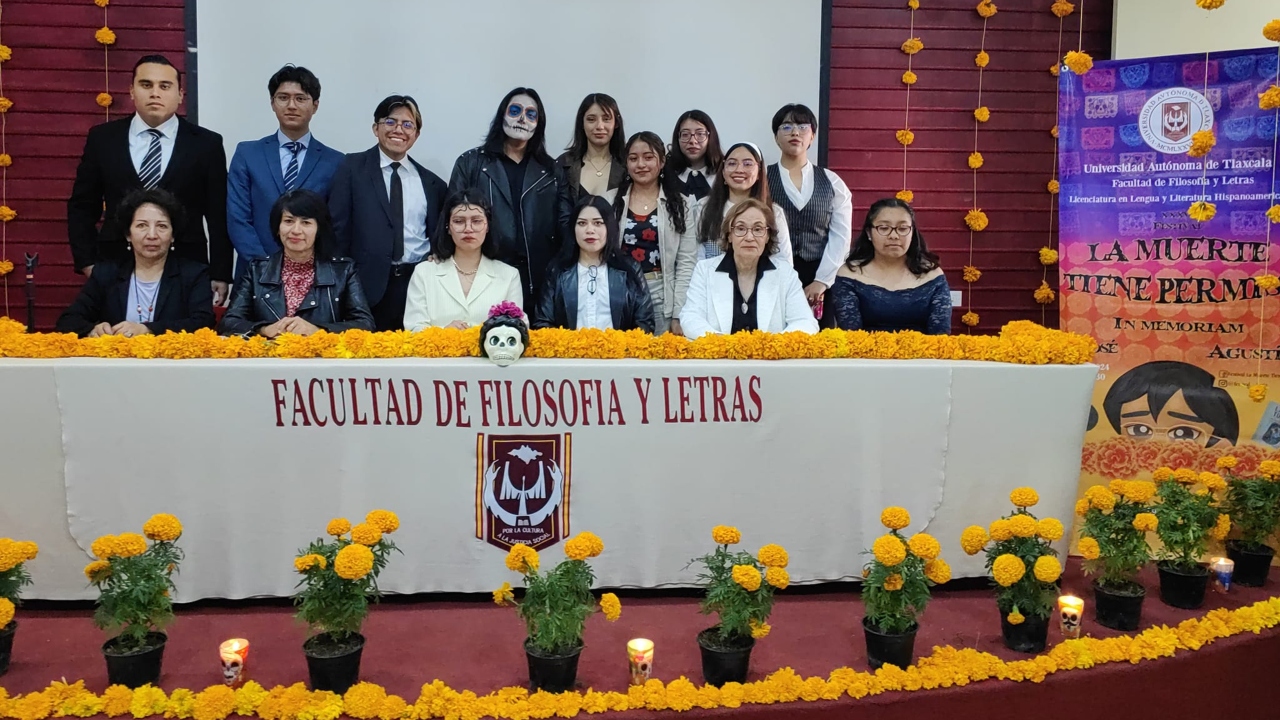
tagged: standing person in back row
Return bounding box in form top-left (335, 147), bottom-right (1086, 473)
top-left (329, 95), bottom-right (447, 331)
top-left (448, 87), bottom-right (573, 311)
top-left (68, 54), bottom-right (232, 304)
top-left (227, 64), bottom-right (344, 281)
top-left (765, 104), bottom-right (852, 327)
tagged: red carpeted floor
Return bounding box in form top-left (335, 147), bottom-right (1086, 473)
top-left (3, 562), bottom-right (1280, 719)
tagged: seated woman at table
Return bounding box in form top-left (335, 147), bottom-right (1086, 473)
top-left (680, 198), bottom-right (817, 338)
top-left (534, 195), bottom-right (655, 332)
top-left (219, 190), bottom-right (374, 337)
top-left (56, 188), bottom-right (214, 338)
top-left (403, 190), bottom-right (524, 331)
top-left (830, 198), bottom-right (951, 334)
top-left (695, 142), bottom-right (792, 265)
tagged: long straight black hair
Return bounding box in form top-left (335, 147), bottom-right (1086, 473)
top-left (610, 131), bottom-right (687, 235)
top-left (481, 87), bottom-right (552, 165)
top-left (664, 109), bottom-right (724, 176)
top-left (563, 93), bottom-right (625, 164)
top-left (845, 198), bottom-right (940, 275)
top-left (697, 142), bottom-right (771, 244)
top-left (552, 195), bottom-right (629, 272)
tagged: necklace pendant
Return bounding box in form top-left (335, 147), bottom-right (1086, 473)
top-left (741, 302), bottom-right (749, 314)
top-left (596, 170), bottom-right (603, 177)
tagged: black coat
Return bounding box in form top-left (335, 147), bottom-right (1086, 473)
top-left (555, 150), bottom-right (626, 200)
top-left (533, 259), bottom-right (656, 333)
top-left (329, 146), bottom-right (447, 306)
top-left (218, 254), bottom-right (376, 336)
top-left (67, 116), bottom-right (231, 280)
top-left (55, 254), bottom-right (215, 337)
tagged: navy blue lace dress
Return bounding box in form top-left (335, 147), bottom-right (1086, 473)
top-left (830, 274), bottom-right (952, 334)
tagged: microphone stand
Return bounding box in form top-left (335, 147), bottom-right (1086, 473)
top-left (23, 252), bottom-right (37, 332)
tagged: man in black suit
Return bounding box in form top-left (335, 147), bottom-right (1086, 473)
top-left (67, 54), bottom-right (232, 305)
top-left (329, 95), bottom-right (446, 331)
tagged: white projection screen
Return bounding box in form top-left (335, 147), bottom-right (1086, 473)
top-left (196, 0), bottom-right (825, 180)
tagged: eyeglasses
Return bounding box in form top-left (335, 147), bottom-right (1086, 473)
top-left (724, 158), bottom-right (757, 170)
top-left (274, 93), bottom-right (313, 107)
top-left (679, 130), bottom-right (709, 142)
top-left (450, 216), bottom-right (488, 230)
top-left (507, 104), bottom-right (539, 123)
top-left (780, 123), bottom-right (813, 134)
top-left (872, 225), bottom-right (914, 237)
top-left (380, 118), bottom-right (417, 132)
top-left (731, 224), bottom-right (768, 238)
top-left (586, 264), bottom-right (599, 294)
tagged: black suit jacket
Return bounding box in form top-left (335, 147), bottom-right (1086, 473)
top-left (533, 259), bottom-right (655, 333)
top-left (218, 253), bottom-right (375, 336)
top-left (329, 146), bottom-right (447, 306)
top-left (67, 116), bottom-right (231, 280)
top-left (54, 254), bottom-right (215, 337)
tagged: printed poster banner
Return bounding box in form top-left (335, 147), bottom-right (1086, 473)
top-left (1058, 47), bottom-right (1280, 487)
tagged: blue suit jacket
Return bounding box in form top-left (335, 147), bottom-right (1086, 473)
top-left (227, 133), bottom-right (343, 278)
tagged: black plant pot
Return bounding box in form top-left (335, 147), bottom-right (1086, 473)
top-left (862, 617), bottom-right (918, 670)
top-left (697, 627), bottom-right (755, 687)
top-left (1158, 562), bottom-right (1209, 610)
top-left (1094, 580), bottom-right (1146, 630)
top-left (524, 640), bottom-right (583, 693)
top-left (303, 632), bottom-right (365, 693)
top-left (1227, 541), bottom-right (1275, 588)
top-left (0, 621), bottom-right (15, 676)
top-left (102, 632), bottom-right (167, 688)
top-left (999, 610), bottom-right (1049, 654)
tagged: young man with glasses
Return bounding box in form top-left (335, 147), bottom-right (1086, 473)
top-left (329, 95), bottom-right (446, 331)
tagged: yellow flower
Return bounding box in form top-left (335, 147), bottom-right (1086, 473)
top-left (924, 558), bottom-right (952, 584)
top-left (1153, 467), bottom-right (1175, 483)
top-left (1260, 86), bottom-right (1280, 110)
top-left (564, 534), bottom-right (593, 561)
top-left (0, 597), bottom-right (15, 628)
top-left (901, 37), bottom-right (924, 54)
top-left (1048, 179), bottom-right (1060, 194)
top-left (326, 518), bottom-right (351, 537)
top-left (365, 510), bottom-right (400, 534)
top-left (1050, 63), bottom-right (1061, 76)
top-left (1034, 281), bottom-right (1057, 305)
top-left (1033, 556), bottom-right (1062, 583)
top-left (1121, 480), bottom-right (1157, 504)
top-left (1187, 129), bottom-right (1216, 158)
top-left (0, 205), bottom-right (16, 222)
top-left (84, 559), bottom-right (112, 581)
top-left (758, 543), bottom-right (789, 568)
top-left (1187, 201), bottom-right (1216, 222)
top-left (0, 45), bottom-right (10, 63)
top-left (968, 152), bottom-right (984, 169)
top-left (961, 526), bottom-right (989, 555)
top-left (895, 189), bottom-right (914, 203)
top-left (883, 573), bottom-right (904, 591)
top-left (962, 265), bottom-right (982, 283)
top-left (114, 532), bottom-right (147, 558)
top-left (896, 129), bottom-right (915, 146)
top-left (1006, 609), bottom-right (1025, 625)
top-left (1209, 514), bottom-right (1231, 541)
top-left (492, 582), bottom-right (514, 606)
top-left (142, 513), bottom-right (182, 542)
top-left (191, 686), bottom-right (235, 720)
top-left (1051, 124), bottom-right (1059, 138)
top-left (1036, 518), bottom-right (1064, 542)
top-left (765, 567), bottom-right (790, 589)
top-left (1260, 459), bottom-right (1280, 479)
top-left (1195, 0), bottom-right (1225, 8)
top-left (1174, 468), bottom-right (1199, 484)
top-left (881, 506), bottom-right (911, 530)
top-left (96, 0), bottom-right (110, 6)
top-left (1075, 498), bottom-right (1090, 516)
top-left (872, 535), bottom-right (908, 566)
top-left (350, 523), bottom-right (383, 546)
top-left (1039, 247), bottom-right (1059, 265)
top-left (1257, 275), bottom-right (1280, 291)
top-left (974, 107), bottom-right (990, 123)
top-left (95, 27), bottom-right (117, 45)
top-left (504, 543), bottom-right (539, 573)
top-left (1132, 513), bottom-right (1158, 533)
top-left (294, 554), bottom-right (326, 573)
top-left (600, 592), bottom-right (622, 621)
top-left (1264, 19), bottom-right (1280, 42)
top-left (1078, 536), bottom-right (1101, 560)
top-left (334, 543), bottom-right (375, 580)
top-left (961, 311), bottom-right (979, 327)
top-left (1064, 50), bottom-right (1093, 75)
top-left (907, 533), bottom-right (941, 560)
top-left (989, 518), bottom-right (1014, 542)
top-left (731, 564), bottom-right (762, 592)
top-left (1250, 384), bottom-right (1269, 403)
top-left (1199, 472), bottom-right (1226, 492)
top-left (992, 554), bottom-right (1026, 587)
top-left (102, 685), bottom-right (134, 717)
top-left (1008, 514), bottom-right (1037, 538)
top-left (1051, 0), bottom-right (1075, 17)
top-left (965, 208), bottom-right (989, 231)
top-left (712, 525), bottom-right (741, 545)
top-left (748, 619), bottom-right (771, 639)
top-left (902, 70), bottom-right (918, 85)
top-left (344, 683), bottom-right (387, 719)
top-left (1009, 487), bottom-right (1040, 508)
top-left (96, 92), bottom-right (113, 108)
top-left (1269, 205), bottom-right (1280, 223)
top-left (975, 50), bottom-right (990, 68)
top-left (976, 0), bottom-right (997, 18)
top-left (1217, 455), bottom-right (1238, 470)
top-left (0, 97), bottom-right (13, 113)
top-left (90, 535), bottom-right (118, 560)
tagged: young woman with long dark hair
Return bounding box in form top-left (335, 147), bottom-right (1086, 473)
top-left (663, 109), bottom-right (724, 202)
top-left (695, 142), bottom-right (792, 265)
top-left (555, 93), bottom-right (626, 199)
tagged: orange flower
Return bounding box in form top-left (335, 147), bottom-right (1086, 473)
top-left (1064, 50), bottom-right (1093, 75)
top-left (1047, 179), bottom-right (1060, 194)
top-left (895, 189), bottom-right (914, 203)
top-left (962, 265), bottom-right (982, 283)
top-left (974, 107), bottom-right (990, 123)
top-left (968, 152), bottom-right (984, 169)
top-left (902, 71), bottom-right (918, 85)
top-left (1051, 0), bottom-right (1075, 17)
top-left (976, 1), bottom-right (997, 19)
top-left (0, 206), bottom-right (17, 222)
top-left (961, 311), bottom-right (979, 327)
top-left (975, 51), bottom-right (990, 68)
top-left (95, 27), bottom-right (117, 45)
top-left (1259, 86), bottom-right (1280, 110)
top-left (896, 129), bottom-right (915, 146)
top-left (1187, 130), bottom-right (1215, 158)
top-left (901, 38), bottom-right (924, 55)
top-left (965, 209), bottom-right (989, 232)
top-left (1034, 281), bottom-right (1056, 305)
top-left (97, 93), bottom-right (113, 108)
top-left (1187, 201), bottom-right (1216, 222)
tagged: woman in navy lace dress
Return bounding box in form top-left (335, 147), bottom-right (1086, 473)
top-left (830, 198), bottom-right (951, 334)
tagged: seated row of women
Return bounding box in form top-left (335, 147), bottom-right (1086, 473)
top-left (55, 187), bottom-right (953, 339)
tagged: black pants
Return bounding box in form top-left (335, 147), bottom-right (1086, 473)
top-left (372, 263), bottom-right (417, 331)
top-left (793, 256), bottom-right (835, 329)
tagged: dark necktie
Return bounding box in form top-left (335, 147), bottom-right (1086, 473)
top-left (138, 128), bottom-right (163, 189)
top-left (283, 141), bottom-right (304, 191)
top-left (389, 162), bottom-right (405, 262)
top-left (685, 170), bottom-right (711, 199)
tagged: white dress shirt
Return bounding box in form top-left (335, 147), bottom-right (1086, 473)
top-left (277, 129), bottom-right (311, 177)
top-left (776, 162), bottom-right (854, 288)
top-left (576, 263), bottom-right (613, 330)
top-left (128, 113), bottom-right (180, 178)
top-left (696, 200), bottom-right (794, 266)
top-left (679, 166), bottom-right (712, 189)
top-left (379, 150), bottom-right (430, 263)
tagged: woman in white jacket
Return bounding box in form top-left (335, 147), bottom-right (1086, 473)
top-left (680, 198), bottom-right (818, 338)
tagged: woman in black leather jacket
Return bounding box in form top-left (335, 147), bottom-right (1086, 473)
top-left (534, 195), bottom-right (655, 333)
top-left (219, 190), bottom-right (375, 337)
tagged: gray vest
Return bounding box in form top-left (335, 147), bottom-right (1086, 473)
top-left (767, 164), bottom-right (834, 263)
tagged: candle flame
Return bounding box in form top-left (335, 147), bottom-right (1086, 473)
top-left (626, 638), bottom-right (654, 653)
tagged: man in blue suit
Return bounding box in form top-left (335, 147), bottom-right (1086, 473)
top-left (227, 65), bottom-right (343, 280)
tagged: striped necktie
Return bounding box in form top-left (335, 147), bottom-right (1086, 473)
top-left (283, 141), bottom-right (304, 191)
top-left (138, 128), bottom-right (163, 189)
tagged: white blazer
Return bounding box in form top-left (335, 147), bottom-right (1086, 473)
top-left (616, 187), bottom-right (699, 319)
top-left (679, 256), bottom-right (819, 339)
top-left (693, 198), bottom-right (794, 266)
top-left (403, 255), bottom-right (524, 331)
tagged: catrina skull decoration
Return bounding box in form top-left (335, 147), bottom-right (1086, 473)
top-left (480, 301), bottom-right (529, 367)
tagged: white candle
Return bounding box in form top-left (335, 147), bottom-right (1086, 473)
top-left (219, 638), bottom-right (250, 686)
top-left (627, 638), bottom-right (654, 686)
top-left (1058, 595), bottom-right (1084, 639)
top-left (1211, 557), bottom-right (1234, 594)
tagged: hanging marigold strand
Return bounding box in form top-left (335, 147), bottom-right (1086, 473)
top-left (963, 0), bottom-right (995, 331)
top-left (1250, 18), bottom-right (1280, 402)
top-left (898, 2), bottom-right (922, 202)
top-left (97, 0), bottom-right (112, 118)
top-left (0, 0), bottom-right (12, 316)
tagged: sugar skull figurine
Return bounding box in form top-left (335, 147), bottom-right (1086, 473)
top-left (480, 301), bottom-right (529, 367)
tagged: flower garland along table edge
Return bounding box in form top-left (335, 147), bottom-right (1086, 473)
top-left (1, 595), bottom-right (1277, 720)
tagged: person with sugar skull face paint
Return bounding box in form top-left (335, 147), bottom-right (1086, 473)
top-left (448, 88), bottom-right (573, 314)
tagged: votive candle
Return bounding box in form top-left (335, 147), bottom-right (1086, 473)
top-left (627, 638), bottom-right (654, 686)
top-left (1211, 557), bottom-right (1234, 594)
top-left (219, 638), bottom-right (250, 686)
top-left (1058, 595), bottom-right (1084, 639)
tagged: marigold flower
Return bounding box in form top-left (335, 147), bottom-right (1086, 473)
top-left (1121, 480), bottom-right (1157, 504)
top-left (895, 189), bottom-right (914, 203)
top-left (492, 582), bottom-right (514, 606)
top-left (0, 597), bottom-right (13, 628)
top-left (1257, 275), bottom-right (1280, 291)
top-left (1036, 518), bottom-right (1065, 542)
top-left (84, 559), bottom-right (112, 582)
top-left (1051, 0), bottom-right (1075, 17)
top-left (965, 208), bottom-right (989, 231)
top-left (883, 573), bottom-right (904, 591)
top-left (748, 619), bottom-right (771, 639)
top-left (95, 27), bottom-right (117, 45)
top-left (1153, 466), bottom-right (1175, 483)
top-left (907, 533), bottom-right (941, 561)
top-left (0, 97), bottom-right (13, 113)
top-left (1269, 205), bottom-right (1280, 223)
top-left (961, 526), bottom-right (989, 555)
top-left (976, 0), bottom-right (997, 18)
top-left (0, 205), bottom-right (17, 222)
top-left (712, 525), bottom-right (741, 545)
top-left (1187, 200), bottom-right (1216, 222)
top-left (1174, 468), bottom-right (1199, 484)
top-left (326, 518), bottom-right (351, 537)
top-left (1216, 455), bottom-right (1238, 470)
top-left (1051, 124), bottom-right (1059, 138)
top-left (1264, 20), bottom-right (1280, 42)
top-left (564, 534), bottom-right (593, 561)
top-left (97, 92), bottom-right (113, 108)
top-left (1251, 384), bottom-right (1269, 403)
top-left (968, 151), bottom-right (984, 169)
top-left (1033, 555), bottom-right (1062, 583)
top-left (989, 518), bottom-right (1014, 541)
top-left (1064, 50), bottom-right (1093, 75)
top-left (1086, 485), bottom-right (1116, 511)
top-left (872, 534), bottom-right (907, 566)
top-left (143, 513), bottom-right (182, 542)
top-left (881, 506), bottom-right (911, 530)
top-left (758, 543), bottom-right (789, 568)
top-left (1132, 513), bottom-right (1158, 533)
top-left (765, 566), bottom-right (790, 590)
top-left (96, 0), bottom-right (110, 6)
top-left (902, 70), bottom-right (918, 85)
top-left (1195, 0), bottom-right (1225, 8)
top-left (1260, 86), bottom-right (1280, 110)
top-left (1260, 459), bottom-right (1280, 479)
top-left (1007, 514), bottom-right (1037, 539)
top-left (365, 510), bottom-right (400, 534)
top-left (961, 311), bottom-right (979, 327)
top-left (992, 554), bottom-right (1026, 587)
top-left (1075, 498), bottom-right (1090, 516)
top-left (114, 532), bottom-right (147, 558)
top-left (1006, 609), bottom-right (1025, 625)
top-left (350, 523), bottom-right (383, 546)
top-left (908, 0), bottom-right (920, 8)
top-left (923, 558), bottom-right (951, 585)
top-left (0, 45), bottom-right (11, 63)
top-left (731, 564), bottom-right (762, 592)
top-left (1034, 281), bottom-right (1057, 305)
top-left (1048, 179), bottom-right (1060, 194)
top-left (0, 154), bottom-right (10, 168)
top-left (896, 129), bottom-right (915, 146)
top-left (294, 554), bottom-right (326, 573)
top-left (1078, 536), bottom-right (1101, 560)
top-left (1009, 487), bottom-right (1039, 508)
top-left (1187, 130), bottom-right (1216, 158)
top-left (975, 50), bottom-right (990, 68)
top-left (335, 543), bottom-right (375, 580)
top-left (1209, 514), bottom-right (1231, 541)
top-left (1199, 471), bottom-right (1226, 492)
top-left (1039, 248), bottom-right (1059, 265)
top-left (90, 535), bottom-right (117, 560)
top-left (974, 106), bottom-right (990, 123)
top-left (901, 37), bottom-right (924, 55)
top-left (962, 265), bottom-right (981, 283)
top-left (1050, 63), bottom-right (1061, 77)
top-left (600, 592), bottom-right (622, 621)
top-left (505, 543), bottom-right (539, 574)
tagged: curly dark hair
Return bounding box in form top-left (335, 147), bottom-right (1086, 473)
top-left (116, 187), bottom-right (186, 243)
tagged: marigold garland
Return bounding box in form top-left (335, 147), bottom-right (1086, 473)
top-left (1047, 179), bottom-right (1060, 194)
top-left (1051, 0), bottom-right (1075, 17)
top-left (976, 1), bottom-right (997, 18)
top-left (1187, 129), bottom-right (1216, 158)
top-left (901, 37), bottom-right (924, 54)
top-left (1064, 50), bottom-right (1093, 75)
top-left (96, 93), bottom-right (112, 108)
top-left (908, 0), bottom-right (919, 9)
top-left (0, 261), bottom-right (11, 277)
top-left (961, 311), bottom-right (979, 327)
top-left (94, 27), bottom-right (115, 45)
top-left (0, 206), bottom-right (14, 223)
top-left (896, 129), bottom-right (915, 146)
top-left (968, 152), bottom-right (984, 169)
top-left (1250, 384), bottom-right (1268, 402)
top-left (975, 51), bottom-right (989, 68)
top-left (1187, 200), bottom-right (1217, 222)
top-left (0, 98), bottom-right (12, 113)
top-left (902, 71), bottom-right (918, 85)
top-left (964, 209), bottom-right (989, 232)
top-left (1039, 248), bottom-right (1059, 265)
top-left (962, 266), bottom-right (981, 283)
top-left (1195, 0), bottom-right (1225, 8)
top-left (1256, 275), bottom-right (1279, 291)
top-left (895, 190), bottom-right (914, 203)
top-left (1034, 281), bottom-right (1057, 305)
top-left (973, 106), bottom-right (990, 122)
top-left (1260, 86), bottom-right (1280, 110)
top-left (1268, 205), bottom-right (1280, 223)
top-left (1265, 20), bottom-right (1280, 42)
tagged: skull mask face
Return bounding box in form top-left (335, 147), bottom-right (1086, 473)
top-left (503, 93), bottom-right (539, 143)
top-left (484, 325), bottom-right (525, 367)
top-left (222, 656), bottom-right (243, 684)
top-left (1060, 609), bottom-right (1081, 633)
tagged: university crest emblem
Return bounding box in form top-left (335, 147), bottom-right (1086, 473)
top-left (475, 433), bottom-right (571, 551)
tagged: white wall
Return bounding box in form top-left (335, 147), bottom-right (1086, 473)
top-left (196, 0), bottom-right (823, 179)
top-left (1114, 0), bottom-right (1277, 60)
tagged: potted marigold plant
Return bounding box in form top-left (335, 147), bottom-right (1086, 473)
top-left (689, 525), bottom-right (788, 686)
top-left (961, 488), bottom-right (1064, 653)
top-left (0, 536), bottom-right (38, 676)
top-left (85, 513), bottom-right (183, 688)
top-left (294, 510), bottom-right (400, 693)
top-left (1076, 479), bottom-right (1157, 630)
top-left (863, 507), bottom-right (949, 669)
top-left (495, 531), bottom-right (620, 693)
top-left (1221, 456), bottom-right (1280, 586)
top-left (1151, 467), bottom-right (1229, 609)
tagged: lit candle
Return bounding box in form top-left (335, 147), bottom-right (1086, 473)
top-left (1058, 595), bottom-right (1084, 639)
top-left (219, 638), bottom-right (250, 686)
top-left (1211, 557), bottom-right (1234, 594)
top-left (627, 638), bottom-right (654, 686)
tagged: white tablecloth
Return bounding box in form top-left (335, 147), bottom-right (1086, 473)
top-left (0, 358), bottom-right (1095, 601)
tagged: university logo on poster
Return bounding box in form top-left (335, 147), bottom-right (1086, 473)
top-left (1137, 87), bottom-right (1213, 153)
top-left (475, 433), bottom-right (572, 551)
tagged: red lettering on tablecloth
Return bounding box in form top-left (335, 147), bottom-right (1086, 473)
top-left (363, 378), bottom-right (383, 425)
top-left (558, 380), bottom-right (579, 426)
top-left (291, 381), bottom-right (312, 426)
top-left (403, 380), bottom-right (422, 425)
top-left (748, 375), bottom-right (762, 422)
top-left (272, 379), bottom-right (288, 426)
top-left (712, 377), bottom-right (729, 421)
top-left (309, 378), bottom-right (328, 427)
top-left (692, 376), bottom-right (710, 422)
top-left (522, 380), bottom-right (542, 428)
top-left (633, 378), bottom-right (651, 424)
top-left (351, 377), bottom-right (368, 425)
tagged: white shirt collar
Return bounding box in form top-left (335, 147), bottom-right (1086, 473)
top-left (130, 113), bottom-right (179, 138)
top-left (379, 148), bottom-right (412, 169)
top-left (277, 129), bottom-right (312, 148)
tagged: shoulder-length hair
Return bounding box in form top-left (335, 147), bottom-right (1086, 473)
top-left (117, 187), bottom-right (186, 242)
top-left (482, 87), bottom-right (551, 165)
top-left (665, 109), bottom-right (724, 178)
top-left (554, 195), bottom-right (627, 270)
top-left (719, 197), bottom-right (779, 258)
top-left (564, 93), bottom-right (625, 164)
top-left (610, 131), bottom-right (688, 235)
top-left (269, 189), bottom-right (336, 260)
top-left (845, 198), bottom-right (940, 275)
top-left (432, 189), bottom-right (498, 261)
top-left (698, 142), bottom-right (771, 244)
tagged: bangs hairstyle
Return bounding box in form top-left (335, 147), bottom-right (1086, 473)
top-left (132, 54), bottom-right (182, 87)
top-left (432, 189), bottom-right (498, 261)
top-left (565, 93), bottom-right (625, 164)
top-left (555, 195), bottom-right (624, 270)
top-left (610, 131), bottom-right (688, 235)
top-left (483, 87), bottom-right (551, 165)
top-left (771, 103), bottom-right (818, 133)
top-left (1102, 361), bottom-right (1239, 447)
top-left (698, 142), bottom-right (771, 244)
top-left (268, 64), bottom-right (321, 101)
top-left (718, 197), bottom-right (779, 257)
top-left (269, 189), bottom-right (337, 259)
top-left (845, 198), bottom-right (940, 276)
top-left (372, 94), bottom-right (422, 131)
top-left (665, 109), bottom-right (724, 176)
top-left (117, 188), bottom-right (186, 241)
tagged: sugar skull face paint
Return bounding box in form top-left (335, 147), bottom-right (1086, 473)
top-left (503, 94), bottom-right (539, 142)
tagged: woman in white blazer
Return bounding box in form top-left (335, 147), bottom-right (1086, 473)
top-left (403, 190), bottom-right (523, 331)
top-left (680, 198), bottom-right (818, 338)
top-left (694, 142), bottom-right (792, 266)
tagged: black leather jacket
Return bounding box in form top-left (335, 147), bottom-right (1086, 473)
top-left (533, 259), bottom-right (656, 333)
top-left (219, 253), bottom-right (375, 336)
